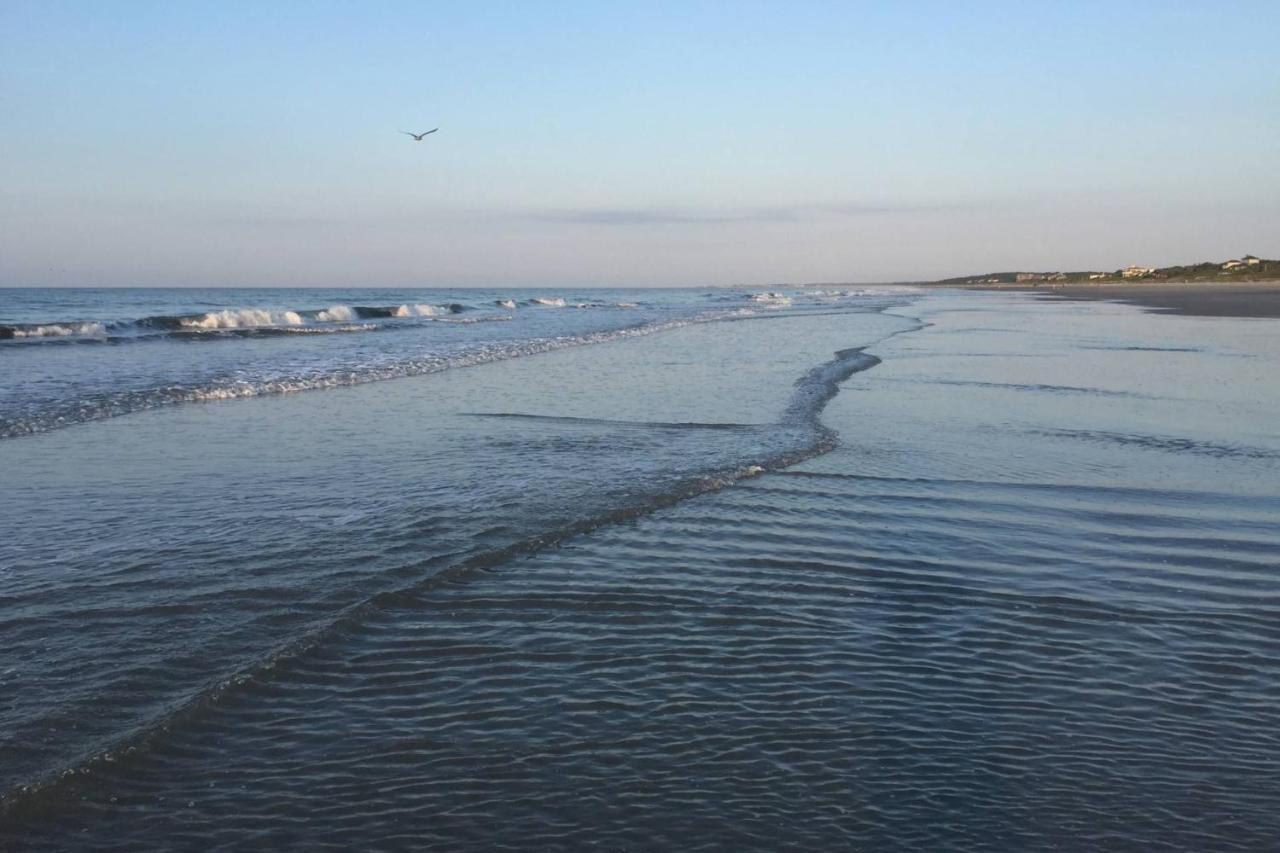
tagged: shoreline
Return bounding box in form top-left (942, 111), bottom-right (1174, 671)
top-left (943, 280), bottom-right (1280, 319)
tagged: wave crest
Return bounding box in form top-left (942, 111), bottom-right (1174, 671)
top-left (180, 309), bottom-right (305, 330)
top-left (393, 304), bottom-right (442, 317)
top-left (0, 322), bottom-right (107, 339)
top-left (749, 292), bottom-right (793, 307)
top-left (315, 305), bottom-right (356, 322)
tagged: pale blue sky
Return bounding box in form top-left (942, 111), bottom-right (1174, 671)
top-left (3, 1), bottom-right (1277, 286)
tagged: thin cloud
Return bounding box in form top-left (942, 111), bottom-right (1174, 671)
top-left (528, 203), bottom-right (954, 226)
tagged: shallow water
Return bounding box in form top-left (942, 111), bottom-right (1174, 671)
top-left (0, 288), bottom-right (908, 797)
top-left (2, 288), bottom-right (1278, 850)
top-left (0, 286), bottom-right (859, 438)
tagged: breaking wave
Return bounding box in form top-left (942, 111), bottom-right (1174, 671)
top-left (182, 309), bottom-right (305, 329)
top-left (2, 288), bottom-right (917, 437)
top-left (393, 303), bottom-right (444, 317)
top-left (315, 305), bottom-right (356, 322)
top-left (0, 322), bottom-right (108, 340)
top-left (2, 289), bottom-right (910, 347)
top-left (749, 292), bottom-right (793, 306)
top-left (0, 317), bottom-right (700, 438)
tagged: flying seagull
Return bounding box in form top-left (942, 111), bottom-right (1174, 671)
top-left (401, 129), bottom-right (438, 141)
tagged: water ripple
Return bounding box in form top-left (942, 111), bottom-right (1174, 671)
top-left (4, 467), bottom-right (1278, 850)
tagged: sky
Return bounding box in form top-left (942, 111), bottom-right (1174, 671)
top-left (2, 1), bottom-right (1278, 287)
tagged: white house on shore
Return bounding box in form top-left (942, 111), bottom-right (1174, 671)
top-left (1121, 266), bottom-right (1155, 278)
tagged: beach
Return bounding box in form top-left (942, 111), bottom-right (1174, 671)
top-left (988, 281), bottom-right (1280, 319)
top-left (7, 1), bottom-right (1279, 847)
top-left (2, 287), bottom-right (1279, 850)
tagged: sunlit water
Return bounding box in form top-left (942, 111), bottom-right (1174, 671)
top-left (1, 287), bottom-right (1277, 850)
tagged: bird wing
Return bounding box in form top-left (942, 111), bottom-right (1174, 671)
top-left (423, 128), bottom-right (438, 135)
top-left (400, 131), bottom-right (418, 137)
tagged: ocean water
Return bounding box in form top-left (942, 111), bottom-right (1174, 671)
top-left (1, 286), bottom-right (1278, 850)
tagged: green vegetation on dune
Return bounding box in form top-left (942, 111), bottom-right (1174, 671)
top-left (937, 255), bottom-right (1279, 286)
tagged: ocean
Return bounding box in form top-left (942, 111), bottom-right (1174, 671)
top-left (2, 286), bottom-right (1278, 850)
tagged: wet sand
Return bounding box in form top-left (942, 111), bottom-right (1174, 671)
top-left (973, 282), bottom-right (1280, 319)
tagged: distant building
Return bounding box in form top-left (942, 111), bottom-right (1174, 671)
top-left (1223, 260), bottom-right (1245, 269)
top-left (1121, 266), bottom-right (1155, 278)
top-left (1088, 273), bottom-right (1107, 280)
top-left (1244, 255), bottom-right (1262, 265)
top-left (1015, 273), bottom-right (1046, 282)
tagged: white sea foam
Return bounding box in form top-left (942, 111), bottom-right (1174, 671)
top-left (393, 304), bottom-right (441, 317)
top-left (315, 305), bottom-right (356, 322)
top-left (431, 315), bottom-right (513, 324)
top-left (272, 324), bottom-right (377, 334)
top-left (497, 299), bottom-right (518, 310)
top-left (531, 297), bottom-right (566, 307)
top-left (844, 286), bottom-right (921, 296)
top-left (749, 292), bottom-right (793, 307)
top-left (11, 322), bottom-right (107, 338)
top-left (182, 309), bottom-right (304, 330)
